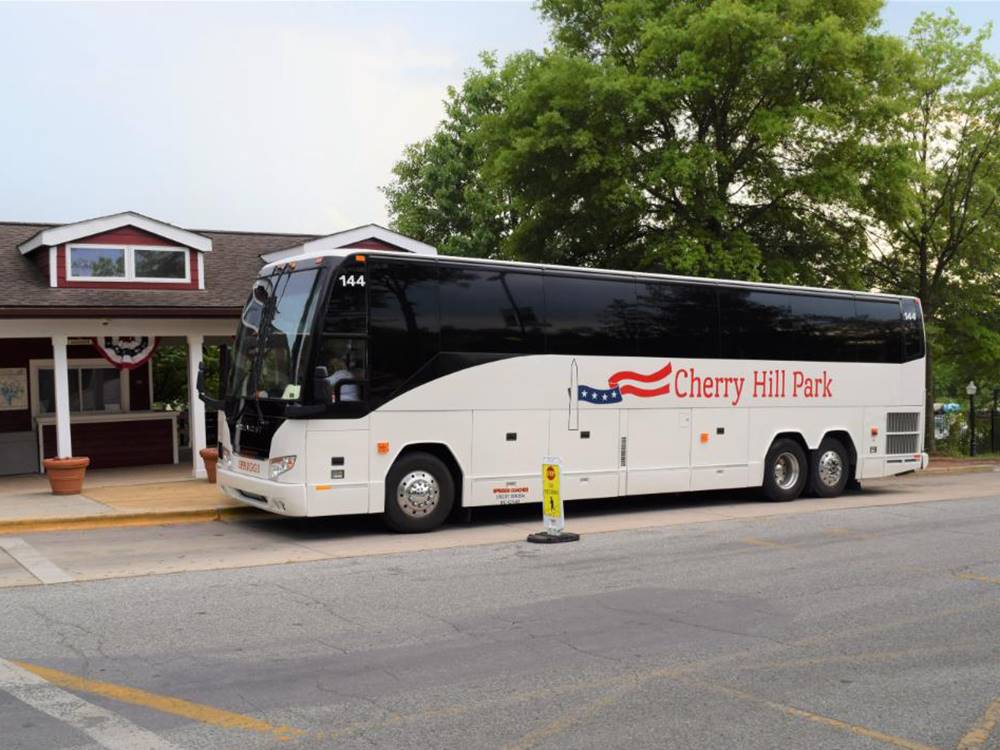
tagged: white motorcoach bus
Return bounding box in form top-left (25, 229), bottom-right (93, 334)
top-left (208, 249), bottom-right (927, 532)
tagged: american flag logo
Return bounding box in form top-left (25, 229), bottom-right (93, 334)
top-left (578, 362), bottom-right (673, 404)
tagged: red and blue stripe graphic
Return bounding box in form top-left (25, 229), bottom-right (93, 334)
top-left (578, 362), bottom-right (673, 404)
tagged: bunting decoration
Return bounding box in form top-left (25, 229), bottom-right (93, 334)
top-left (92, 336), bottom-right (159, 370)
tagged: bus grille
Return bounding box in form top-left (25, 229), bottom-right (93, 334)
top-left (886, 411), bottom-right (920, 455)
top-left (887, 412), bottom-right (919, 433)
top-left (887, 434), bottom-right (919, 455)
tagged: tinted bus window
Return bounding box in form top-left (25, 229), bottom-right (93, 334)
top-left (439, 265), bottom-right (544, 353)
top-left (634, 281), bottom-right (718, 358)
top-left (900, 298), bottom-right (925, 362)
top-left (368, 260), bottom-right (440, 402)
top-left (545, 274), bottom-right (637, 355)
top-left (719, 289), bottom-right (856, 361)
top-left (854, 299), bottom-right (903, 363)
top-left (325, 260), bottom-right (367, 334)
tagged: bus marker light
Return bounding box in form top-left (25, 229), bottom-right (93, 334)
top-left (377, 442), bottom-right (389, 454)
top-left (355, 255), bottom-right (366, 263)
top-left (315, 484), bottom-right (332, 491)
top-left (871, 426), bottom-right (879, 436)
top-left (700, 432), bottom-right (709, 443)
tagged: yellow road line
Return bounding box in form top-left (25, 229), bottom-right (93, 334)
top-left (956, 572), bottom-right (1000, 586)
top-left (741, 537), bottom-right (795, 549)
top-left (13, 661), bottom-right (302, 741)
top-left (676, 676), bottom-right (941, 750)
top-left (957, 699), bottom-right (1000, 750)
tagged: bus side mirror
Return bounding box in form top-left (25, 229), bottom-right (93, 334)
top-left (196, 362), bottom-right (224, 410)
top-left (313, 366), bottom-right (331, 403)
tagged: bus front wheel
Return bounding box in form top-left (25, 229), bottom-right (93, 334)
top-left (384, 452), bottom-right (455, 533)
top-left (762, 439), bottom-right (808, 502)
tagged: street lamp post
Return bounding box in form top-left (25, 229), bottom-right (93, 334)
top-left (966, 381), bottom-right (977, 457)
top-left (993, 388), bottom-right (999, 454)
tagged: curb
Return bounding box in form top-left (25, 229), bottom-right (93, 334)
top-left (0, 506), bottom-right (273, 536)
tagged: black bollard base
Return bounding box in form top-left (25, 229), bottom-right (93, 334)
top-left (526, 531), bottom-right (580, 544)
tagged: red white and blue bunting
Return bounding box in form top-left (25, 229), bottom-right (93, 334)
top-left (92, 336), bottom-right (159, 370)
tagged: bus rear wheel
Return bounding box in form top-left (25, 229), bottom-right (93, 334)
top-left (809, 438), bottom-right (849, 498)
top-left (384, 452), bottom-right (455, 533)
top-left (763, 439), bottom-right (808, 502)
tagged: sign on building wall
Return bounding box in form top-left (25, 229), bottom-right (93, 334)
top-left (0, 368), bottom-right (28, 411)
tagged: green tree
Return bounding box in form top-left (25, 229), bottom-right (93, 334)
top-left (383, 52), bottom-right (539, 260)
top-left (386, 0), bottom-right (908, 285)
top-left (866, 11), bottom-right (1000, 449)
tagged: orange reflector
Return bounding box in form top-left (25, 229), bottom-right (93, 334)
top-left (377, 441), bottom-right (389, 454)
top-left (355, 254), bottom-right (367, 263)
top-left (700, 432), bottom-right (709, 444)
top-left (315, 484), bottom-right (332, 491)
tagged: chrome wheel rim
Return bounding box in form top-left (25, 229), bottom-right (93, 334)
top-left (396, 470), bottom-right (440, 518)
top-left (817, 450), bottom-right (843, 488)
top-left (774, 452), bottom-right (800, 491)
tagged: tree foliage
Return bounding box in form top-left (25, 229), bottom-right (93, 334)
top-left (864, 11), bottom-right (1000, 444)
top-left (386, 0), bottom-right (908, 285)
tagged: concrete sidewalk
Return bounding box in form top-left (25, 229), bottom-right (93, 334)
top-left (0, 467), bottom-right (258, 535)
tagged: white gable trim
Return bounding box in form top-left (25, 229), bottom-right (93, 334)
top-left (18, 211), bottom-right (213, 255)
top-left (261, 223), bottom-right (435, 263)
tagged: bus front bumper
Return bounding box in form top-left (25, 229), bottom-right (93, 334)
top-left (217, 467), bottom-right (307, 516)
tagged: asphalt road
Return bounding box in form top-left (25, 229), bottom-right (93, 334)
top-left (0, 475), bottom-right (998, 749)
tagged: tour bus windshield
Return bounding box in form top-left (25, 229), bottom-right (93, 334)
top-left (230, 267), bottom-right (324, 401)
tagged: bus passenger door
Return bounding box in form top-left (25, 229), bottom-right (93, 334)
top-left (625, 409), bottom-right (692, 495)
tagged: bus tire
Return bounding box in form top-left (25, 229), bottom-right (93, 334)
top-left (809, 438), bottom-right (849, 498)
top-left (762, 439), bottom-right (808, 502)
top-left (384, 452), bottom-right (455, 533)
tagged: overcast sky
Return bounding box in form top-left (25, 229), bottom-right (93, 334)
top-left (0, 1), bottom-right (996, 235)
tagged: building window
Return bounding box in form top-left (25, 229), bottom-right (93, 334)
top-left (69, 246), bottom-right (126, 278)
top-left (37, 367), bottom-right (122, 414)
top-left (67, 244), bottom-right (190, 283)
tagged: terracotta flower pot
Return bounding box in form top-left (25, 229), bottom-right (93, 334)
top-left (199, 447), bottom-right (219, 484)
top-left (43, 457), bottom-right (90, 495)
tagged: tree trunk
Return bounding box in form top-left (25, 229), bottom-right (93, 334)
top-left (924, 347), bottom-right (935, 454)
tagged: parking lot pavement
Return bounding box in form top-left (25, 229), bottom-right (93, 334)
top-left (0, 473), bottom-right (997, 750)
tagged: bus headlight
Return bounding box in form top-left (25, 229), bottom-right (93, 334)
top-left (268, 455), bottom-right (297, 479)
top-left (219, 446), bottom-right (232, 468)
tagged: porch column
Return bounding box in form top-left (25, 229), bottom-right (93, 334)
top-left (187, 334), bottom-right (207, 478)
top-left (51, 335), bottom-right (73, 458)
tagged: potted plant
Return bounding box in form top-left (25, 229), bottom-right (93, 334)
top-left (199, 447), bottom-right (219, 484)
top-left (43, 457), bottom-right (90, 495)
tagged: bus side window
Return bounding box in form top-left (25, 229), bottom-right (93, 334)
top-left (367, 260), bottom-right (440, 401)
top-left (544, 274), bottom-right (636, 356)
top-left (635, 281), bottom-right (718, 358)
top-left (720, 289), bottom-right (857, 362)
top-left (854, 299), bottom-right (903, 364)
top-left (900, 299), bottom-right (925, 362)
top-left (439, 266), bottom-right (544, 353)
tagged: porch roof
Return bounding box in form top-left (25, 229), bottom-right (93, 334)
top-left (0, 221), bottom-right (318, 317)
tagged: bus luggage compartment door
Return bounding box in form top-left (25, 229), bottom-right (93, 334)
top-left (625, 409), bottom-right (692, 495)
top-left (690, 408), bottom-right (750, 491)
top-left (469, 410), bottom-right (548, 507)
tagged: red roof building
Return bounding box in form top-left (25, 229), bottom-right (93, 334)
top-left (0, 211), bottom-right (435, 476)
